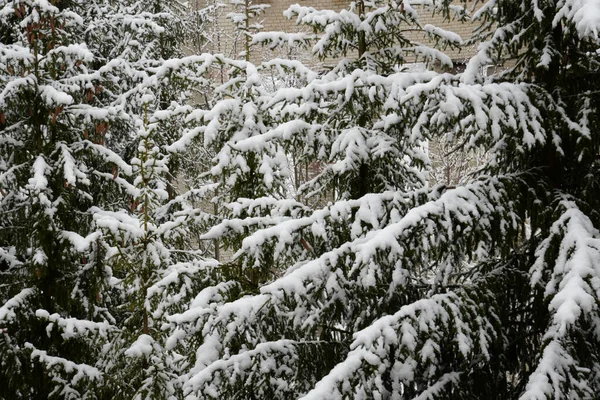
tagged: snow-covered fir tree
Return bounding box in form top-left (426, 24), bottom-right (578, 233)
top-left (0, 0), bottom-right (215, 398)
top-left (92, 90), bottom-right (204, 399)
top-left (0, 1), bottom-right (126, 396)
top-left (167, 0), bottom-right (299, 264)
top-left (167, 0), bottom-right (467, 397)
top-left (166, 0), bottom-right (600, 399)
top-left (227, 0), bottom-right (269, 60)
top-left (2, 0), bottom-right (599, 398)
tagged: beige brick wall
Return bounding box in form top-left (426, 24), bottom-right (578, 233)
top-left (259, 0), bottom-right (349, 33)
top-left (414, 3), bottom-right (479, 64)
top-left (192, 1), bottom-right (480, 68)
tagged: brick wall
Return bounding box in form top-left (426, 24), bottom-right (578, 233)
top-left (192, 1), bottom-right (481, 67)
top-left (409, 2), bottom-right (480, 64)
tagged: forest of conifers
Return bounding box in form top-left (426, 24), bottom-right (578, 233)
top-left (1, 0), bottom-right (600, 399)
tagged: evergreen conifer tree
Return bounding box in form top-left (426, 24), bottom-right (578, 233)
top-left (166, 0), bottom-right (298, 273)
top-left (0, 0), bottom-right (212, 397)
top-left (167, 0), bottom-right (600, 398)
top-left (0, 0), bottom-right (129, 396)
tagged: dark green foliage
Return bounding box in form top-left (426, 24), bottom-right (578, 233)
top-left (167, 0), bottom-right (600, 399)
